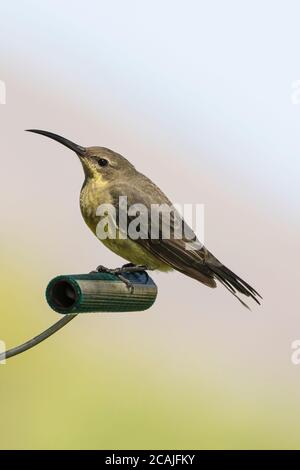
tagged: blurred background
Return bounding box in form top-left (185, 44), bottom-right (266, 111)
top-left (0, 0), bottom-right (300, 449)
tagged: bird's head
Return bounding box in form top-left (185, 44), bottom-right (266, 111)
top-left (26, 129), bottom-right (136, 185)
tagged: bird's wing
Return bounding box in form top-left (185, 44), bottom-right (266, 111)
top-left (110, 178), bottom-right (216, 287)
top-left (110, 178), bottom-right (261, 306)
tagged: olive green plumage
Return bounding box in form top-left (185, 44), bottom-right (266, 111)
top-left (27, 129), bottom-right (262, 308)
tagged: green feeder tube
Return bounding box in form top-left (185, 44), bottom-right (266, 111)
top-left (46, 271), bottom-right (157, 314)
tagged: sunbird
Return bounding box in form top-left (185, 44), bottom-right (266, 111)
top-left (27, 129), bottom-right (261, 308)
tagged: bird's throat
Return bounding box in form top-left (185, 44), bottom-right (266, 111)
top-left (80, 177), bottom-right (110, 233)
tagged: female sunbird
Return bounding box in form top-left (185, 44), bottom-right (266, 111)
top-left (27, 129), bottom-right (261, 308)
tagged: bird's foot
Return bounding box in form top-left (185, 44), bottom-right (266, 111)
top-left (91, 264), bottom-right (148, 293)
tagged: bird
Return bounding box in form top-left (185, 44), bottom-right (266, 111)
top-left (27, 129), bottom-right (261, 308)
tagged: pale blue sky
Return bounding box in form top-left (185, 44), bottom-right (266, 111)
top-left (1, 0), bottom-right (300, 216)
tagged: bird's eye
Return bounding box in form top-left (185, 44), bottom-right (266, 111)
top-left (97, 158), bottom-right (108, 167)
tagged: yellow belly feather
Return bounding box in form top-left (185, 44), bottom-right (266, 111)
top-left (79, 179), bottom-right (172, 272)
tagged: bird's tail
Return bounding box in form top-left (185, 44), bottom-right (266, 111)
top-left (208, 261), bottom-right (262, 309)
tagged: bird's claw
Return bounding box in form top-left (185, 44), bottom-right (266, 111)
top-left (94, 265), bottom-right (110, 274)
top-left (115, 273), bottom-right (134, 294)
top-left (91, 264), bottom-right (148, 294)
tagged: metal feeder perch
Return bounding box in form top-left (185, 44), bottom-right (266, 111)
top-left (0, 270), bottom-right (157, 362)
top-left (46, 271), bottom-right (157, 314)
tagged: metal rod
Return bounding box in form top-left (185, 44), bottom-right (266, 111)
top-left (0, 314), bottom-right (77, 362)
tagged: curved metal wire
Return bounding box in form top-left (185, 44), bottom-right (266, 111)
top-left (0, 315), bottom-right (77, 361)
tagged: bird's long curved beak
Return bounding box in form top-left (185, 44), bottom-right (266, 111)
top-left (26, 129), bottom-right (86, 156)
